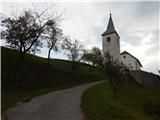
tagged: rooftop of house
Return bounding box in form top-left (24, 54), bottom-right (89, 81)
top-left (121, 51), bottom-right (142, 67)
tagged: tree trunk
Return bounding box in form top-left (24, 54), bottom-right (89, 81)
top-left (48, 49), bottom-right (52, 64)
top-left (19, 50), bottom-right (25, 61)
top-left (72, 60), bottom-right (76, 80)
top-left (18, 45), bottom-right (27, 61)
top-left (113, 80), bottom-right (118, 99)
top-left (109, 78), bottom-right (113, 89)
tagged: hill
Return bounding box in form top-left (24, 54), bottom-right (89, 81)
top-left (82, 80), bottom-right (160, 120)
top-left (1, 47), bottom-right (106, 112)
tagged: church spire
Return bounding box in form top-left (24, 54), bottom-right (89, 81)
top-left (107, 13), bottom-right (116, 33)
top-left (102, 13), bottom-right (119, 37)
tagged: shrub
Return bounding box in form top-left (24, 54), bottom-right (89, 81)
top-left (143, 100), bottom-right (154, 115)
top-left (155, 104), bottom-right (160, 116)
top-left (143, 100), bottom-right (160, 116)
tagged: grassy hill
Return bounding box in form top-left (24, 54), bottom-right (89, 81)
top-left (82, 80), bottom-right (160, 120)
top-left (1, 47), bottom-right (106, 112)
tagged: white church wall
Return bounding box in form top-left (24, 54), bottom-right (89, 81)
top-left (120, 54), bottom-right (141, 70)
top-left (102, 33), bottom-right (120, 61)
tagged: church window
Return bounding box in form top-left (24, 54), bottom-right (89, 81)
top-left (123, 55), bottom-right (126, 59)
top-left (107, 37), bottom-right (111, 42)
top-left (106, 37), bottom-right (111, 45)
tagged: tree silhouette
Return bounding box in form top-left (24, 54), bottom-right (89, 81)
top-left (1, 8), bottom-right (61, 60)
top-left (62, 38), bottom-right (83, 80)
top-left (45, 23), bottom-right (63, 64)
top-left (82, 47), bottom-right (128, 98)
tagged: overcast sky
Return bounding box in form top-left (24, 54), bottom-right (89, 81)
top-left (0, 1), bottom-right (159, 74)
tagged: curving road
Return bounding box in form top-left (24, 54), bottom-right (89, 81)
top-left (5, 81), bottom-right (104, 120)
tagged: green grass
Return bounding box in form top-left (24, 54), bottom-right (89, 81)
top-left (82, 80), bottom-right (160, 120)
top-left (1, 47), bottom-right (106, 112)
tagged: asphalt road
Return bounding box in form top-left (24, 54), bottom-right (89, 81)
top-left (5, 81), bottom-right (104, 120)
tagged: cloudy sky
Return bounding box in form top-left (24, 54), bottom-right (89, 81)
top-left (0, 1), bottom-right (159, 74)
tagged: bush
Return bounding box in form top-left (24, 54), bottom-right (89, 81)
top-left (143, 100), bottom-right (154, 115)
top-left (155, 104), bottom-right (160, 116)
top-left (143, 100), bottom-right (160, 116)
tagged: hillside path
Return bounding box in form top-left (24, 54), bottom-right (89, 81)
top-left (5, 81), bottom-right (104, 120)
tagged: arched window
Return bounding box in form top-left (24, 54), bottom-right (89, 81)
top-left (107, 37), bottom-right (111, 41)
top-left (106, 37), bottom-right (111, 45)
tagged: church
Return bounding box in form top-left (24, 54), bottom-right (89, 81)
top-left (102, 13), bottom-right (142, 71)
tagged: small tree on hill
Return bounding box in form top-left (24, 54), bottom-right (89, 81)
top-left (45, 23), bottom-right (63, 64)
top-left (82, 47), bottom-right (128, 99)
top-left (103, 52), bottom-right (126, 98)
top-left (62, 38), bottom-right (83, 80)
top-left (81, 47), bottom-right (104, 68)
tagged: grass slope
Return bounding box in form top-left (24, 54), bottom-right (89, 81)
top-left (1, 47), bottom-right (106, 112)
top-left (82, 80), bottom-right (160, 120)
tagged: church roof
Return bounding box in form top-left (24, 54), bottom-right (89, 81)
top-left (102, 14), bottom-right (119, 38)
top-left (121, 51), bottom-right (142, 67)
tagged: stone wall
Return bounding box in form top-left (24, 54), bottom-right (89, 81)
top-left (131, 70), bottom-right (160, 88)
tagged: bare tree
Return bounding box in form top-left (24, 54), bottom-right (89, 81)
top-left (62, 38), bottom-right (83, 80)
top-left (1, 8), bottom-right (62, 60)
top-left (44, 23), bottom-right (63, 64)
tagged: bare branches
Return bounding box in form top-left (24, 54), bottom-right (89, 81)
top-left (62, 38), bottom-right (83, 62)
top-left (1, 6), bottom-right (63, 60)
top-left (61, 38), bottom-right (83, 80)
top-left (46, 23), bottom-right (63, 64)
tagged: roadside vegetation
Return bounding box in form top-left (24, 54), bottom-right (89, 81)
top-left (82, 80), bottom-right (160, 120)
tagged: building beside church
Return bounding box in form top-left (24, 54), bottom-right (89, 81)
top-left (120, 51), bottom-right (142, 70)
top-left (102, 13), bottom-right (142, 70)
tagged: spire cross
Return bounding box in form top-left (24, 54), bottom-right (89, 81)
top-left (109, 8), bottom-right (112, 16)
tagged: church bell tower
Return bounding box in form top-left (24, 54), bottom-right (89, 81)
top-left (102, 13), bottom-right (120, 61)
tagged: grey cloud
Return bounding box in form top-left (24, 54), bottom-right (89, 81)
top-left (142, 58), bottom-right (159, 75)
top-left (121, 28), bottom-right (150, 46)
top-left (144, 29), bottom-right (159, 56)
top-left (132, 2), bottom-right (159, 19)
top-left (122, 34), bottom-right (143, 46)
